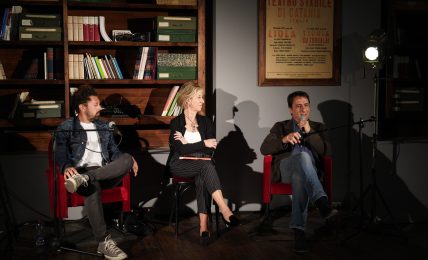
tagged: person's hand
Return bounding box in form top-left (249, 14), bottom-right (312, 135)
top-left (204, 138), bottom-right (217, 149)
top-left (64, 167), bottom-right (79, 179)
top-left (174, 131), bottom-right (187, 144)
top-left (131, 157), bottom-right (138, 177)
top-left (282, 132), bottom-right (302, 145)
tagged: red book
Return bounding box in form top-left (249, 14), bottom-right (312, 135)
top-left (47, 47), bottom-right (54, 80)
top-left (82, 16), bottom-right (89, 41)
top-left (88, 16), bottom-right (95, 41)
top-left (94, 16), bottom-right (100, 42)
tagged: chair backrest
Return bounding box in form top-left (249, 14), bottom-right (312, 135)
top-left (46, 138), bottom-right (131, 218)
top-left (262, 155), bottom-right (333, 204)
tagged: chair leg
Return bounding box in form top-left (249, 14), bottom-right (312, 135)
top-left (214, 202), bottom-right (220, 237)
top-left (175, 184), bottom-right (180, 237)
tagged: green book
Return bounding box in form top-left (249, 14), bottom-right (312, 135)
top-left (19, 27), bottom-right (62, 41)
top-left (157, 16), bottom-right (196, 30)
top-left (157, 66), bottom-right (197, 80)
top-left (167, 93), bottom-right (179, 116)
top-left (157, 32), bottom-right (196, 42)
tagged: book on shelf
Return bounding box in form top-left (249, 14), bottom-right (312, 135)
top-left (19, 26), bottom-right (62, 41)
top-left (157, 32), bottom-right (196, 42)
top-left (67, 16), bottom-right (73, 41)
top-left (24, 58), bottom-right (39, 79)
top-left (0, 60), bottom-right (7, 79)
top-left (143, 47), bottom-right (157, 80)
top-left (157, 53), bottom-right (197, 80)
top-left (99, 16), bottom-right (111, 42)
top-left (94, 16), bottom-right (100, 41)
top-left (68, 54), bottom-right (74, 79)
top-left (20, 13), bottom-right (61, 27)
top-left (161, 85), bottom-right (180, 116)
top-left (156, 0), bottom-right (197, 5)
top-left (133, 47), bottom-right (149, 80)
top-left (46, 47), bottom-right (54, 79)
top-left (8, 91), bottom-right (29, 119)
top-left (156, 16), bottom-right (196, 30)
top-left (1, 6), bottom-right (23, 41)
top-left (21, 100), bottom-right (63, 119)
top-left (166, 92), bottom-right (179, 116)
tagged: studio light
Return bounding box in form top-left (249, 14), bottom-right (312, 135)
top-left (363, 29), bottom-right (386, 68)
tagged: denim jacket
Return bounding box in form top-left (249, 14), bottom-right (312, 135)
top-left (54, 117), bottom-right (122, 172)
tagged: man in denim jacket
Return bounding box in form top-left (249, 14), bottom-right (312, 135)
top-left (55, 85), bottom-right (138, 260)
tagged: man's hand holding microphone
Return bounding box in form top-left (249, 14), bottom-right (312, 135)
top-left (282, 115), bottom-right (310, 145)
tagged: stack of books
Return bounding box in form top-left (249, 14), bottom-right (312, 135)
top-left (0, 6), bottom-right (22, 41)
top-left (156, 16), bottom-right (196, 42)
top-left (19, 13), bottom-right (62, 41)
top-left (161, 85), bottom-right (182, 116)
top-left (157, 52), bottom-right (197, 80)
top-left (71, 53), bottom-right (123, 80)
top-left (132, 47), bottom-right (157, 80)
top-left (21, 100), bottom-right (64, 119)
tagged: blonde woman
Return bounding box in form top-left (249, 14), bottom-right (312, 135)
top-left (168, 81), bottom-right (239, 244)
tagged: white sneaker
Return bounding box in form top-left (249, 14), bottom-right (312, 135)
top-left (324, 208), bottom-right (339, 221)
top-left (64, 173), bottom-right (88, 193)
top-left (97, 234), bottom-right (128, 260)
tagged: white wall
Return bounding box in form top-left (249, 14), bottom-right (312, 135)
top-left (213, 0), bottom-right (428, 221)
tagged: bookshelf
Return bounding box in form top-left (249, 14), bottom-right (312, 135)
top-left (0, 0), bottom-right (207, 152)
top-left (378, 0), bottom-right (428, 139)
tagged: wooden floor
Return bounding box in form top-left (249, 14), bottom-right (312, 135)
top-left (3, 208), bottom-right (428, 260)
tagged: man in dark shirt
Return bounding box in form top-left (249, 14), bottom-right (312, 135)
top-left (260, 91), bottom-right (337, 253)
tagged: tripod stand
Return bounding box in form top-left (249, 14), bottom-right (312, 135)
top-left (344, 73), bottom-right (405, 242)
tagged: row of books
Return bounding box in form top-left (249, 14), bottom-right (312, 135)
top-left (69, 53), bottom-right (123, 80)
top-left (22, 47), bottom-right (54, 80)
top-left (0, 6), bottom-right (22, 41)
top-left (133, 47), bottom-right (157, 80)
top-left (156, 16), bottom-right (196, 43)
top-left (161, 85), bottom-right (182, 116)
top-left (67, 16), bottom-right (110, 42)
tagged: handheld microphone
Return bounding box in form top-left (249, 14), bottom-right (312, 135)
top-left (108, 121), bottom-right (122, 136)
top-left (299, 115), bottom-right (306, 142)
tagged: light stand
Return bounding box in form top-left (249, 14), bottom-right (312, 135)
top-left (344, 30), bottom-right (405, 242)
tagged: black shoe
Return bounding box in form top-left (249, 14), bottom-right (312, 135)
top-left (200, 231), bottom-right (210, 246)
top-left (222, 215), bottom-right (240, 228)
top-left (293, 229), bottom-right (308, 253)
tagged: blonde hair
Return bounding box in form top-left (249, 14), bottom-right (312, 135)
top-left (176, 81), bottom-right (203, 108)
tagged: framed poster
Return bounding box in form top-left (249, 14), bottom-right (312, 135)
top-left (258, 0), bottom-right (341, 86)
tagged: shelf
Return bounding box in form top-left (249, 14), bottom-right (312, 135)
top-left (68, 41), bottom-right (198, 47)
top-left (0, 80), bottom-right (65, 85)
top-left (69, 79), bottom-right (191, 85)
top-left (68, 2), bottom-right (197, 11)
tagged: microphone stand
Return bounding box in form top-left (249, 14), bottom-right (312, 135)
top-left (50, 127), bottom-right (114, 256)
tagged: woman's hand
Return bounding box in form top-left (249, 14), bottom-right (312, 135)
top-left (174, 131), bottom-right (187, 144)
top-left (204, 138), bottom-right (217, 149)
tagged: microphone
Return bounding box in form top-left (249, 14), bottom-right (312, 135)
top-left (108, 121), bottom-right (122, 136)
top-left (299, 115), bottom-right (306, 142)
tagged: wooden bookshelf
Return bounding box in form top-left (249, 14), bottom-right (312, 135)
top-left (378, 0), bottom-right (428, 139)
top-left (0, 0), bottom-right (206, 151)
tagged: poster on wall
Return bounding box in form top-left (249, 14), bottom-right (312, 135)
top-left (258, 0), bottom-right (341, 86)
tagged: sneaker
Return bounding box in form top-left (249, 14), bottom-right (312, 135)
top-left (324, 208), bottom-right (339, 221)
top-left (293, 229), bottom-right (308, 253)
top-left (64, 173), bottom-right (88, 193)
top-left (97, 234), bottom-right (128, 260)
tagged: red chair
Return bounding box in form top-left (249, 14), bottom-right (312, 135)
top-left (46, 139), bottom-right (131, 219)
top-left (262, 155), bottom-right (332, 215)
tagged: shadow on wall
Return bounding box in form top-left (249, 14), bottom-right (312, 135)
top-left (319, 100), bottom-right (428, 223)
top-left (214, 89), bottom-right (265, 211)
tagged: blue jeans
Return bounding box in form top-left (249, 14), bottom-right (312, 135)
top-left (279, 152), bottom-right (326, 231)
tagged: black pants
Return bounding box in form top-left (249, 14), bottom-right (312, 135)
top-left (170, 159), bottom-right (222, 214)
top-left (76, 153), bottom-right (133, 242)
